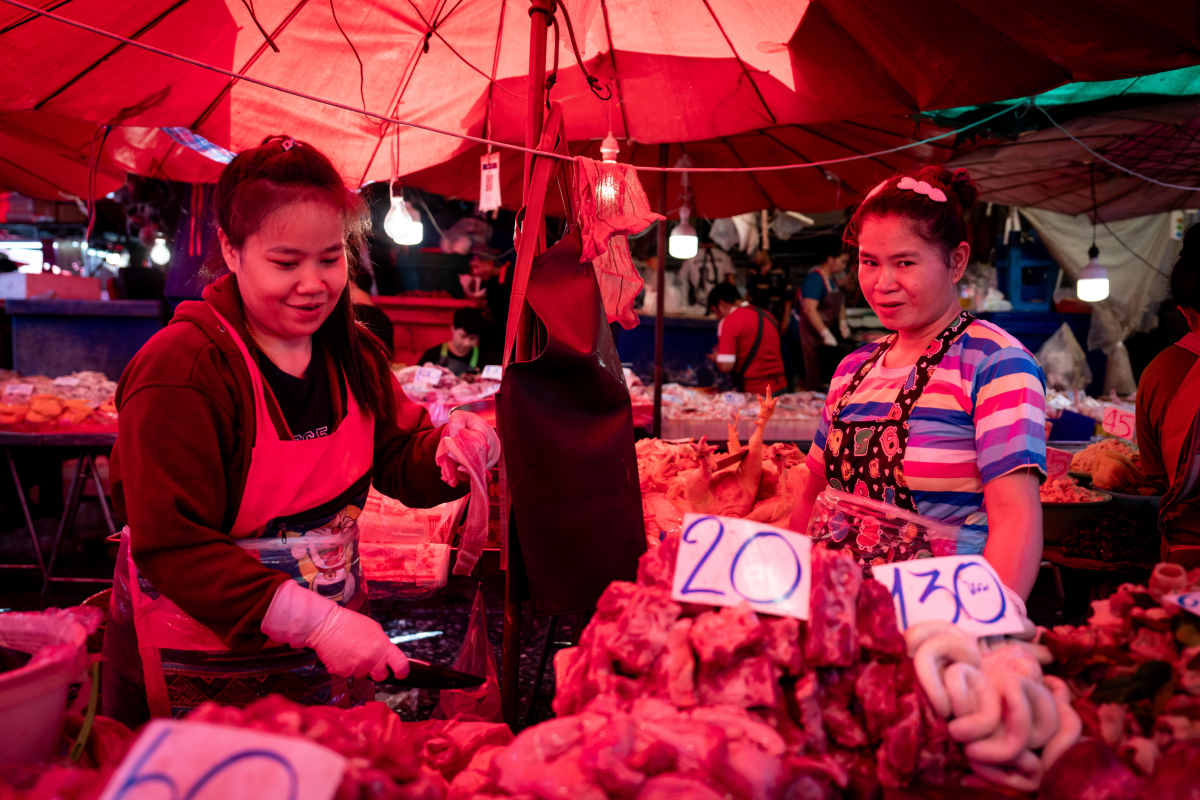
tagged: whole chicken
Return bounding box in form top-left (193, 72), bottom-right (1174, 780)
top-left (680, 390), bottom-right (778, 518)
top-left (1091, 450), bottom-right (1150, 494)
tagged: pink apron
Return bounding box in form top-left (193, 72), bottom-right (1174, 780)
top-left (104, 304), bottom-right (376, 722)
top-left (1158, 332), bottom-right (1200, 562)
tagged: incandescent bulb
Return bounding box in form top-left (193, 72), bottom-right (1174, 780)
top-left (105, 252), bottom-right (122, 266)
top-left (1077, 245), bottom-right (1109, 303)
top-left (150, 237), bottom-right (171, 266)
top-left (669, 220), bottom-right (698, 260)
top-left (600, 131), bottom-right (620, 163)
top-left (384, 196), bottom-right (424, 245)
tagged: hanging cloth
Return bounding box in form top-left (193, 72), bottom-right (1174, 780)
top-left (573, 156), bottom-right (663, 329)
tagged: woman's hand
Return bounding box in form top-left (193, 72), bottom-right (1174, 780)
top-left (787, 467), bottom-right (829, 533)
top-left (982, 469), bottom-right (1043, 599)
top-left (436, 411), bottom-right (500, 484)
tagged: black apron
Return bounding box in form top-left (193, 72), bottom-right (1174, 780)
top-left (799, 270), bottom-right (844, 390)
top-left (496, 229), bottom-right (646, 614)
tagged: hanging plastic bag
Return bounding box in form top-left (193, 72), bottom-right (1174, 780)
top-left (1035, 323), bottom-right (1093, 392)
top-left (806, 489), bottom-right (962, 571)
top-left (432, 587), bottom-right (502, 723)
top-left (1087, 303), bottom-right (1137, 396)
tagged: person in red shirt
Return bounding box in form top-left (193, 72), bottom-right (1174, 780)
top-left (708, 282), bottom-right (787, 395)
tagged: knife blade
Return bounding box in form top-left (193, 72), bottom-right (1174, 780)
top-left (377, 659), bottom-right (486, 690)
top-left (713, 449), bottom-right (749, 471)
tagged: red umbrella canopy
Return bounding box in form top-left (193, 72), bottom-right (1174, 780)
top-left (0, 112), bottom-right (125, 199)
top-left (1, 0), bottom-right (1196, 188)
top-left (948, 101), bottom-right (1200, 222)
top-left (403, 116), bottom-right (958, 218)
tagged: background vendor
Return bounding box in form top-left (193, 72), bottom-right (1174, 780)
top-left (1136, 223), bottom-right (1200, 568)
top-left (787, 167), bottom-right (1047, 599)
top-left (104, 136), bottom-right (497, 726)
top-left (460, 248), bottom-right (511, 363)
top-left (797, 242), bottom-right (851, 390)
top-left (708, 282), bottom-right (787, 395)
top-left (418, 307), bottom-right (486, 376)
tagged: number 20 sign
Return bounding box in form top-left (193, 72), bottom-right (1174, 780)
top-left (672, 514), bottom-right (811, 620)
top-left (874, 555), bottom-right (1026, 637)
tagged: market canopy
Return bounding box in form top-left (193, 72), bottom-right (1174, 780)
top-left (2, 0), bottom-right (1199, 192)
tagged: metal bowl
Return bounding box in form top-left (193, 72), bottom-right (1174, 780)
top-left (1042, 492), bottom-right (1112, 543)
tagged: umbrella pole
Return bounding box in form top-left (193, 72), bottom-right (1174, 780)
top-left (653, 144), bottom-right (668, 438)
top-left (501, 0), bottom-right (553, 730)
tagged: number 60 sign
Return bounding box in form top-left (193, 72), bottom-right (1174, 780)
top-left (671, 514), bottom-right (812, 620)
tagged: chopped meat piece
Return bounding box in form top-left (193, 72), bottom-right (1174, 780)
top-left (447, 745), bottom-right (503, 800)
top-left (691, 705), bottom-right (787, 757)
top-left (651, 618), bottom-right (698, 708)
top-left (636, 530), bottom-right (680, 592)
top-left (632, 718), bottom-right (728, 779)
top-left (856, 662), bottom-right (898, 741)
top-left (1129, 628), bottom-right (1177, 663)
top-left (697, 654), bottom-right (780, 709)
top-left (823, 705), bottom-right (870, 749)
top-left (804, 546), bottom-right (862, 667)
top-left (579, 713), bottom-right (645, 796)
top-left (876, 693), bottom-right (922, 788)
top-left (607, 585), bottom-right (682, 674)
top-left (634, 774), bottom-right (725, 800)
top-left (760, 615), bottom-right (803, 676)
top-left (856, 578), bottom-right (905, 658)
top-left (688, 603), bottom-right (765, 667)
top-left (793, 673), bottom-right (828, 755)
top-left (723, 741), bottom-right (786, 800)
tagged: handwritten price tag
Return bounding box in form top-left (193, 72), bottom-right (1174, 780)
top-left (1102, 405), bottom-right (1136, 440)
top-left (52, 376), bottom-right (81, 388)
top-left (99, 719), bottom-right (345, 800)
top-left (721, 392), bottom-right (744, 405)
top-left (414, 366), bottom-right (443, 387)
top-left (672, 514), bottom-right (811, 620)
top-left (480, 364), bottom-right (503, 381)
top-left (1046, 447), bottom-right (1074, 480)
top-left (478, 382), bottom-right (500, 398)
top-left (874, 555), bottom-right (1025, 637)
top-left (5, 383), bottom-right (33, 397)
top-left (1165, 592), bottom-right (1200, 616)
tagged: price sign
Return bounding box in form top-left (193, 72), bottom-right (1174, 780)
top-left (99, 719), bottom-right (345, 800)
top-left (414, 366), bottom-right (443, 387)
top-left (53, 376), bottom-right (81, 388)
top-left (480, 364), bottom-right (503, 381)
top-left (1102, 405), bottom-right (1136, 440)
top-left (1046, 447), bottom-right (1074, 480)
top-left (478, 382), bottom-right (500, 398)
top-left (5, 383), bottom-right (33, 397)
top-left (478, 151), bottom-right (502, 212)
top-left (672, 514), bottom-right (811, 620)
top-left (874, 554), bottom-right (1025, 637)
top-left (1165, 592), bottom-right (1200, 616)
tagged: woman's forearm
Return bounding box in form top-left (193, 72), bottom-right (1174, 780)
top-left (788, 468), bottom-right (829, 533)
top-left (982, 470), bottom-right (1043, 599)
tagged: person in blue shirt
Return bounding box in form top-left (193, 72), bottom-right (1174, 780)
top-left (795, 242), bottom-right (851, 389)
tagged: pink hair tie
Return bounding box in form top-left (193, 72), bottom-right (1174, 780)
top-left (281, 137), bottom-right (295, 151)
top-left (897, 176), bottom-right (947, 202)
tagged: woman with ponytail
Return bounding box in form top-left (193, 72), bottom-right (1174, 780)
top-left (103, 136), bottom-right (498, 725)
top-left (788, 167), bottom-right (1048, 602)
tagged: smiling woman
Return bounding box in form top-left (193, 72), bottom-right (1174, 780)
top-left (788, 167), bottom-right (1048, 603)
top-left (102, 136), bottom-right (500, 727)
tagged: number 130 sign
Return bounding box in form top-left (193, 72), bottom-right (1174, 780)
top-left (875, 555), bottom-right (1026, 637)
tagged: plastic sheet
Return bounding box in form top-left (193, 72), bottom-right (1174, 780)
top-left (806, 489), bottom-right (962, 572)
top-left (432, 587), bottom-right (501, 723)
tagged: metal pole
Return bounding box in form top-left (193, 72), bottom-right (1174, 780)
top-left (502, 0), bottom-right (552, 730)
top-left (653, 144), bottom-right (668, 438)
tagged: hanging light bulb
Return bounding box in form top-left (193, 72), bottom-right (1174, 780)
top-left (1077, 244), bottom-right (1109, 302)
top-left (384, 184), bottom-right (424, 246)
top-left (669, 206), bottom-right (698, 260)
top-left (600, 130), bottom-right (620, 163)
top-left (149, 237), bottom-right (171, 266)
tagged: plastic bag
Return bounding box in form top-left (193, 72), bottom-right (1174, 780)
top-left (806, 489), bottom-right (961, 570)
top-left (432, 587), bottom-right (502, 722)
top-left (1088, 302), bottom-right (1138, 396)
top-left (1035, 323), bottom-right (1093, 392)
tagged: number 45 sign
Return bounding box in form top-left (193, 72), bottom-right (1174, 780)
top-left (875, 555), bottom-right (1026, 637)
top-left (672, 514), bottom-right (812, 620)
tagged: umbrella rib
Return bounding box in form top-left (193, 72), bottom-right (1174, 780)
top-left (697, 0), bottom-right (776, 125)
top-left (34, 0), bottom-right (194, 111)
top-left (0, 0), bottom-right (73, 35)
top-left (598, 0), bottom-right (630, 140)
top-left (759, 126), bottom-right (861, 195)
top-left (404, 0), bottom-right (521, 98)
top-left (794, 123), bottom-right (894, 172)
top-left (0, 152), bottom-right (80, 198)
top-left (479, 0), bottom-right (507, 145)
top-left (843, 119), bottom-right (960, 154)
top-left (720, 136), bottom-right (776, 209)
top-left (189, 0), bottom-right (310, 131)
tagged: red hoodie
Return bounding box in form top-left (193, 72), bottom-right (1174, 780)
top-left (109, 274), bottom-right (465, 651)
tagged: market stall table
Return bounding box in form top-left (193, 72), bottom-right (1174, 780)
top-left (0, 429), bottom-right (118, 595)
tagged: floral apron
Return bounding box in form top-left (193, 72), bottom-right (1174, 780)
top-left (822, 312), bottom-right (974, 566)
top-left (103, 304), bottom-right (376, 725)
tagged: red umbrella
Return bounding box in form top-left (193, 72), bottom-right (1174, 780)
top-left (0, 111), bottom-right (124, 199)
top-left (948, 101), bottom-right (1200, 221)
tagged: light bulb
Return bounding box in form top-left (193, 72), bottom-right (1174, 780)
top-left (669, 219), bottom-right (698, 260)
top-left (600, 131), bottom-right (620, 163)
top-left (150, 237), bottom-right (171, 266)
top-left (105, 252), bottom-right (122, 266)
top-left (1077, 245), bottom-right (1109, 303)
top-left (384, 196), bottom-right (424, 245)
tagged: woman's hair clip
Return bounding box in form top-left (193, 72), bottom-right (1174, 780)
top-left (281, 136), bottom-right (295, 151)
top-left (863, 179), bottom-right (889, 202)
top-left (896, 176), bottom-right (946, 202)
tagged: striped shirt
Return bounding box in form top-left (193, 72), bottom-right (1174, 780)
top-left (808, 319), bottom-right (1047, 553)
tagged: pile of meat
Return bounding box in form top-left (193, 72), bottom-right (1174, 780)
top-left (0, 696), bottom-right (513, 800)
top-left (1071, 439), bottom-right (1139, 474)
top-left (0, 371), bottom-right (117, 429)
top-left (637, 392), bottom-right (807, 545)
top-left (1063, 505), bottom-right (1160, 562)
top-left (1031, 563), bottom-right (1200, 797)
top-left (1040, 477), bottom-right (1110, 504)
top-left (394, 365), bottom-right (500, 425)
top-left (449, 536), bottom-right (970, 800)
top-left (629, 383), bottom-right (825, 422)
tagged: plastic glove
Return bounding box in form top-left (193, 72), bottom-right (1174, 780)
top-left (261, 579), bottom-right (409, 681)
top-left (839, 319), bottom-right (851, 340)
top-left (820, 328), bottom-right (838, 347)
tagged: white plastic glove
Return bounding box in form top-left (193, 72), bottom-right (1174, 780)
top-left (261, 579), bottom-right (409, 681)
top-left (820, 328), bottom-right (838, 347)
top-left (839, 319), bottom-right (852, 340)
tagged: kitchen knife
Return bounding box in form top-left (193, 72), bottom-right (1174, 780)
top-left (713, 449), bottom-right (749, 471)
top-left (377, 659), bottom-right (486, 690)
